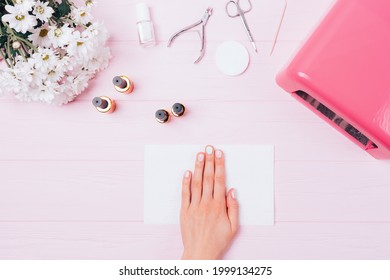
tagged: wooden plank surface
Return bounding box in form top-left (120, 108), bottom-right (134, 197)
top-left (1, 222), bottom-right (390, 260)
top-left (0, 101), bottom-right (375, 161)
top-left (1, 161), bottom-right (390, 222)
top-left (1, 0), bottom-right (390, 260)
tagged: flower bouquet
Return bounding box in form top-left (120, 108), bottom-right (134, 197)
top-left (0, 0), bottom-right (111, 105)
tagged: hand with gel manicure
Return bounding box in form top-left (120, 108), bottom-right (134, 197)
top-left (180, 145), bottom-right (239, 260)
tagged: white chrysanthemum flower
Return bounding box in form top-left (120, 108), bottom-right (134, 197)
top-left (12, 0), bottom-right (35, 13)
top-left (1, 5), bottom-right (37, 33)
top-left (32, 80), bottom-right (60, 103)
top-left (13, 56), bottom-right (34, 84)
top-left (48, 24), bottom-right (73, 48)
top-left (57, 55), bottom-right (73, 71)
top-left (6, 57), bottom-right (33, 101)
top-left (0, 70), bottom-right (13, 95)
top-left (82, 22), bottom-right (98, 38)
top-left (67, 31), bottom-right (94, 58)
top-left (71, 6), bottom-right (93, 25)
top-left (14, 83), bottom-right (33, 102)
top-left (17, 56), bottom-right (45, 87)
top-left (67, 73), bottom-right (90, 94)
top-left (28, 26), bottom-right (51, 47)
top-left (15, 59), bottom-right (44, 88)
top-left (46, 65), bottom-right (65, 83)
top-left (82, 21), bottom-right (109, 43)
top-left (33, 1), bottom-right (54, 22)
top-left (87, 46), bottom-right (111, 72)
top-left (51, 84), bottom-right (71, 105)
top-left (32, 47), bottom-right (58, 70)
top-left (30, 71), bottom-right (45, 87)
top-left (85, 0), bottom-right (97, 8)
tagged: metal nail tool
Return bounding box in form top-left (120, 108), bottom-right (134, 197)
top-left (226, 0), bottom-right (258, 52)
top-left (167, 8), bottom-right (213, 64)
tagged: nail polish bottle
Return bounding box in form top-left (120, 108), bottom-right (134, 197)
top-left (171, 103), bottom-right (186, 117)
top-left (136, 3), bottom-right (156, 47)
top-left (155, 109), bottom-right (170, 123)
top-left (112, 76), bottom-right (134, 94)
top-left (92, 96), bottom-right (116, 114)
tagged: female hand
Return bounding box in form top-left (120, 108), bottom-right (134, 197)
top-left (180, 145), bottom-right (239, 260)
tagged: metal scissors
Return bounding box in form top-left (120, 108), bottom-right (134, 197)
top-left (167, 8), bottom-right (213, 64)
top-left (226, 0), bottom-right (258, 52)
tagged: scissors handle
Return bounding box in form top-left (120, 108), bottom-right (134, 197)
top-left (226, 0), bottom-right (252, 18)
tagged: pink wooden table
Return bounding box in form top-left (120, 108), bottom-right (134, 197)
top-left (1, 0), bottom-right (390, 259)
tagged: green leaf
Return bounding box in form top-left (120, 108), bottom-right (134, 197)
top-left (0, 24), bottom-right (7, 48)
top-left (11, 48), bottom-right (18, 57)
top-left (0, 36), bottom-right (6, 49)
top-left (53, 0), bottom-right (71, 19)
top-left (0, 35), bottom-right (6, 44)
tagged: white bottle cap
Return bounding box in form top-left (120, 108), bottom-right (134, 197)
top-left (136, 3), bottom-right (151, 22)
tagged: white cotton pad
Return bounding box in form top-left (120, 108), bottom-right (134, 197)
top-left (215, 41), bottom-right (250, 76)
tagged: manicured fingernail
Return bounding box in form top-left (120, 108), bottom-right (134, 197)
top-left (215, 150), bottom-right (223, 158)
top-left (206, 146), bottom-right (213, 155)
top-left (231, 189), bottom-right (236, 200)
top-left (197, 153), bottom-right (204, 162)
top-left (184, 170), bottom-right (191, 178)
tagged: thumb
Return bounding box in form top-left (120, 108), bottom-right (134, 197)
top-left (227, 188), bottom-right (239, 234)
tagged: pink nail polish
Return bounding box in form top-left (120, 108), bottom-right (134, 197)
top-left (215, 150), bottom-right (223, 158)
top-left (198, 153), bottom-right (204, 162)
top-left (184, 171), bottom-right (190, 178)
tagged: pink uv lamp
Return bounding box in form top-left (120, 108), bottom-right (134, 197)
top-left (276, 0), bottom-right (390, 159)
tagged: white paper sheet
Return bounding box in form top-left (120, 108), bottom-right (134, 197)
top-left (144, 145), bottom-right (274, 225)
